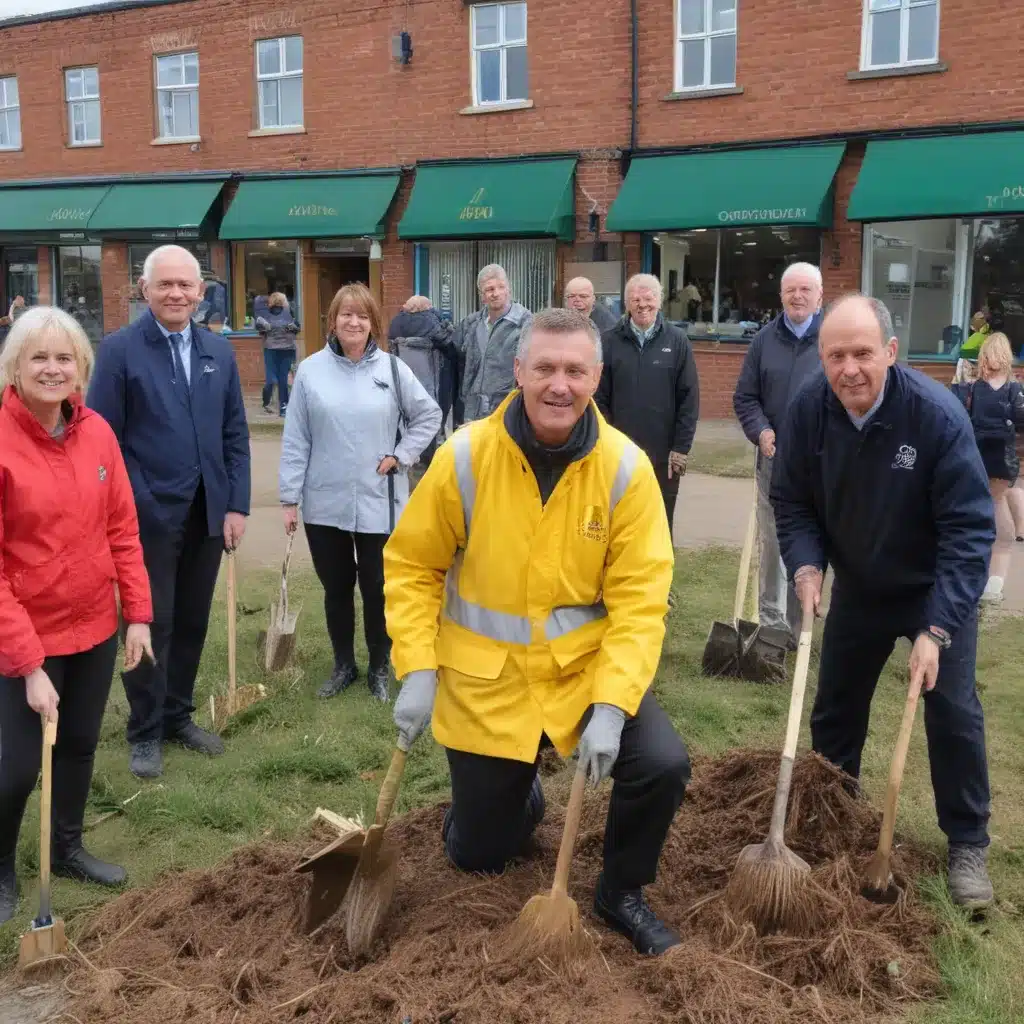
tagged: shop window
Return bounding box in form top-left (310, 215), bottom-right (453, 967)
top-left (65, 66), bottom-right (100, 146)
top-left (969, 219), bottom-right (1024, 359)
top-left (3, 248), bottom-right (39, 308)
top-left (471, 3), bottom-right (528, 106)
top-left (127, 243), bottom-right (214, 324)
top-left (238, 240), bottom-right (299, 328)
top-left (57, 245), bottom-right (103, 344)
top-left (861, 0), bottom-right (939, 70)
top-left (652, 227), bottom-right (820, 341)
top-left (426, 239), bottom-right (554, 323)
top-left (0, 76), bottom-right (21, 150)
top-left (675, 0), bottom-right (737, 92)
top-left (256, 37), bottom-right (303, 129)
top-left (155, 52), bottom-right (199, 140)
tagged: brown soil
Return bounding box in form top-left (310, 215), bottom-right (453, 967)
top-left (62, 749), bottom-right (943, 1024)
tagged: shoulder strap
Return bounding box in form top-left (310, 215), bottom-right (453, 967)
top-left (389, 351), bottom-right (406, 447)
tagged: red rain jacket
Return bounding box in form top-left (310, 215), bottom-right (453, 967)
top-left (0, 385), bottom-right (153, 677)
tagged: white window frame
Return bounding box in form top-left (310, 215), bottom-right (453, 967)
top-left (674, 0), bottom-right (738, 93)
top-left (65, 66), bottom-right (101, 147)
top-left (860, 0), bottom-right (940, 71)
top-left (470, 2), bottom-right (528, 107)
top-left (154, 51), bottom-right (200, 141)
top-left (0, 76), bottom-right (21, 151)
top-left (255, 36), bottom-right (303, 130)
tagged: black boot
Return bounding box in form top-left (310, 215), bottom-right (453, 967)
top-left (52, 846), bottom-right (126, 887)
top-left (318, 663), bottom-right (358, 699)
top-left (0, 855), bottom-right (17, 925)
top-left (593, 873), bottom-right (680, 956)
top-left (367, 664), bottom-right (390, 703)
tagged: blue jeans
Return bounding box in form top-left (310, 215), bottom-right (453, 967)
top-left (262, 348), bottom-right (295, 412)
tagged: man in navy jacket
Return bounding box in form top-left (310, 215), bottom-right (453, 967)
top-left (771, 293), bottom-right (995, 909)
top-left (89, 245), bottom-right (251, 779)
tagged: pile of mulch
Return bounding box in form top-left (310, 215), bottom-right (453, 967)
top-left (60, 749), bottom-right (943, 1024)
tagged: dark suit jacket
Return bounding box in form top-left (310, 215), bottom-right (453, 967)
top-left (87, 309), bottom-right (251, 536)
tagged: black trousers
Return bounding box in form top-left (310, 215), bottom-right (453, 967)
top-left (304, 524), bottom-right (390, 671)
top-left (812, 586), bottom-right (991, 846)
top-left (652, 461), bottom-right (679, 542)
top-left (123, 485), bottom-right (223, 743)
top-left (0, 634), bottom-right (118, 861)
top-left (444, 691), bottom-right (690, 891)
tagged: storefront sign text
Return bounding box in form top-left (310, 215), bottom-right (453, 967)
top-left (459, 187), bottom-right (493, 222)
top-left (48, 207), bottom-right (92, 222)
top-left (717, 207), bottom-right (808, 224)
top-left (985, 186), bottom-right (1024, 210)
top-left (288, 204), bottom-right (337, 217)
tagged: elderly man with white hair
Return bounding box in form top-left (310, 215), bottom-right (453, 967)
top-left (595, 273), bottom-right (700, 537)
top-left (452, 264), bottom-right (531, 425)
top-left (733, 261), bottom-right (823, 648)
top-left (565, 275), bottom-right (618, 333)
top-left (88, 244), bottom-right (251, 780)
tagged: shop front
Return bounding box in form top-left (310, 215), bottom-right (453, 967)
top-left (606, 144), bottom-right (846, 341)
top-left (849, 131), bottom-right (1024, 365)
top-left (218, 172), bottom-right (401, 353)
top-left (398, 157), bottom-right (577, 322)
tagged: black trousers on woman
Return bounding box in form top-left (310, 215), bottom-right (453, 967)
top-left (304, 524), bottom-right (390, 671)
top-left (0, 634), bottom-right (118, 865)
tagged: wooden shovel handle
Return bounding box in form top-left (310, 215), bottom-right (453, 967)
top-left (279, 534), bottom-right (294, 618)
top-left (733, 472), bottom-right (758, 624)
top-left (551, 767), bottom-right (587, 899)
top-left (767, 602), bottom-right (815, 843)
top-left (38, 713), bottom-right (58, 920)
top-left (875, 673), bottom-right (923, 861)
top-left (374, 747), bottom-right (407, 828)
top-left (226, 551), bottom-right (237, 714)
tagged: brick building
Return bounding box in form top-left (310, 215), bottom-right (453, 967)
top-left (2, 0), bottom-right (1023, 414)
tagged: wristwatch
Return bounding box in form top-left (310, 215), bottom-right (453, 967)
top-left (921, 625), bottom-right (951, 650)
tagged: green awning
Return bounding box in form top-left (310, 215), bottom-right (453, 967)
top-left (87, 181), bottom-right (224, 236)
top-left (0, 185), bottom-right (111, 241)
top-left (398, 159), bottom-right (576, 240)
top-left (849, 132), bottom-right (1024, 221)
top-left (606, 144), bottom-right (846, 231)
top-left (219, 174), bottom-right (401, 240)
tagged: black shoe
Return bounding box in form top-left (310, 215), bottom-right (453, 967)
top-left (593, 875), bottom-right (680, 956)
top-left (318, 664), bottom-right (358, 699)
top-left (168, 722), bottom-right (225, 756)
top-left (0, 857), bottom-right (17, 925)
top-left (367, 665), bottom-right (390, 703)
top-left (52, 847), bottom-right (126, 887)
top-left (129, 740), bottom-right (163, 779)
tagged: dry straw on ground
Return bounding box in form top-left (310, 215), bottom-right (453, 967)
top-left (59, 750), bottom-right (941, 1024)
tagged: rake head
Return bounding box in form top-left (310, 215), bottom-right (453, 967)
top-left (725, 837), bottom-right (813, 935)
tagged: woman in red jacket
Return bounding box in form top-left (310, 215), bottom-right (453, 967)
top-left (0, 306), bottom-right (154, 926)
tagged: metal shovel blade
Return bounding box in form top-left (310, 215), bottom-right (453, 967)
top-left (702, 620), bottom-right (743, 676)
top-left (294, 828), bottom-right (366, 933)
top-left (738, 621), bottom-right (789, 685)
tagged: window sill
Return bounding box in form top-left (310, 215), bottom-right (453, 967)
top-left (0, 146), bottom-right (23, 153)
top-left (663, 85), bottom-right (744, 101)
top-left (150, 135), bottom-right (202, 146)
top-left (68, 140), bottom-right (103, 149)
top-left (847, 61), bottom-right (947, 81)
top-left (248, 125), bottom-right (306, 138)
top-left (459, 99), bottom-right (534, 115)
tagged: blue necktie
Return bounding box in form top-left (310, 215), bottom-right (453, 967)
top-left (170, 333), bottom-right (190, 390)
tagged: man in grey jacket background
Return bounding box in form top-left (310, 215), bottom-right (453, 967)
top-left (732, 262), bottom-right (823, 647)
top-left (453, 264), bottom-right (531, 425)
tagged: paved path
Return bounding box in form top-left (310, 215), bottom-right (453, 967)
top-left (238, 435), bottom-right (1024, 613)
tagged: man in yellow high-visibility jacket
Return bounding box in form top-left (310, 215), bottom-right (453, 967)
top-left (384, 307), bottom-right (690, 956)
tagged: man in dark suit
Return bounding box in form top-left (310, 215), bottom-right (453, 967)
top-left (89, 245), bottom-right (251, 779)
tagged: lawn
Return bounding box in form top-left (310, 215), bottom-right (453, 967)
top-left (1, 547), bottom-right (1022, 1022)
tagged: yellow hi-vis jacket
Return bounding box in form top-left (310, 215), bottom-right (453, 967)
top-left (383, 393), bottom-right (674, 763)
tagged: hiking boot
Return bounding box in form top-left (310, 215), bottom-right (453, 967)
top-left (594, 875), bottom-right (680, 956)
top-left (318, 663), bottom-right (358, 699)
top-left (368, 665), bottom-right (390, 703)
top-left (0, 857), bottom-right (17, 925)
top-left (948, 843), bottom-right (994, 910)
top-left (52, 847), bottom-right (126, 888)
top-left (168, 722), bottom-right (225, 757)
top-left (129, 740), bottom-right (163, 779)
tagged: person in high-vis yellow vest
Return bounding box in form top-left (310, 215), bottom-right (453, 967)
top-left (384, 307), bottom-right (690, 957)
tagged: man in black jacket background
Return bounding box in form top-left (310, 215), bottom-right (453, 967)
top-left (596, 273), bottom-right (700, 538)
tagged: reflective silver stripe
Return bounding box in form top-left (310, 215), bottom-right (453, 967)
top-left (444, 552), bottom-right (533, 645)
top-left (452, 428), bottom-right (475, 540)
top-left (544, 601), bottom-right (608, 641)
top-left (609, 441), bottom-right (639, 512)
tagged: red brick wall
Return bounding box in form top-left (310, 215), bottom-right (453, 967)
top-left (232, 334), bottom-right (263, 391)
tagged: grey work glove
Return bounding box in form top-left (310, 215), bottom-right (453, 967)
top-left (576, 703), bottom-right (627, 785)
top-left (393, 669), bottom-right (438, 750)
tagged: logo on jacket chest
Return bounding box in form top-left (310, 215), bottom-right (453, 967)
top-left (578, 504), bottom-right (608, 542)
top-left (98, 465), bottom-right (107, 482)
top-left (892, 444), bottom-right (917, 470)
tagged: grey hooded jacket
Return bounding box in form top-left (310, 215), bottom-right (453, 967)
top-left (279, 342), bottom-right (442, 534)
top-left (453, 301), bottom-right (531, 423)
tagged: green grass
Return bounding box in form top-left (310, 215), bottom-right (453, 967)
top-left (686, 437), bottom-right (756, 478)
top-left (2, 548), bottom-right (1023, 1022)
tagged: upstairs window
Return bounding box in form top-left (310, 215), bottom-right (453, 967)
top-left (256, 36), bottom-right (303, 129)
top-left (65, 67), bottom-right (101, 146)
top-left (675, 0), bottom-right (737, 91)
top-left (0, 76), bottom-right (21, 150)
top-left (471, 3), bottom-right (528, 106)
top-left (155, 51), bottom-right (199, 140)
top-left (862, 0), bottom-right (939, 70)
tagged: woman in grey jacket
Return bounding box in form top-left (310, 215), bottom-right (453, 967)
top-left (279, 284), bottom-right (441, 701)
top-left (255, 292), bottom-right (299, 416)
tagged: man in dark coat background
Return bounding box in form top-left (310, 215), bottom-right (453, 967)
top-left (89, 244), bottom-right (251, 780)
